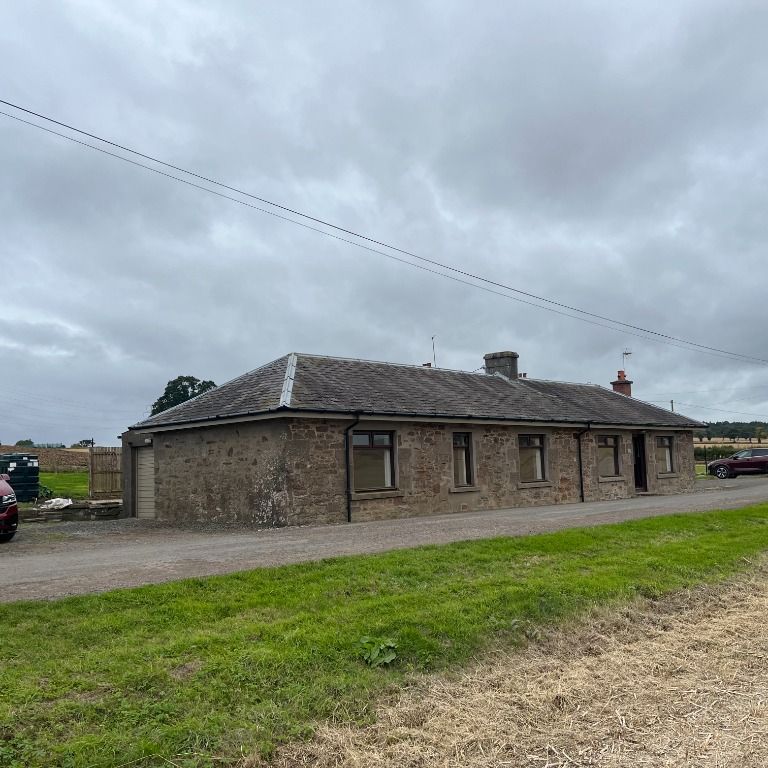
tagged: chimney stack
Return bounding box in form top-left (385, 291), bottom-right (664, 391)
top-left (611, 369), bottom-right (633, 397)
top-left (484, 351), bottom-right (519, 380)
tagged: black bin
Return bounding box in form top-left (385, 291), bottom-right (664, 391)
top-left (0, 453), bottom-right (40, 502)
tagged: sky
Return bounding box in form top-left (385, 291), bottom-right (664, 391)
top-left (2, 0), bottom-right (768, 446)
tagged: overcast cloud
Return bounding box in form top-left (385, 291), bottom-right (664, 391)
top-left (2, 0), bottom-right (768, 445)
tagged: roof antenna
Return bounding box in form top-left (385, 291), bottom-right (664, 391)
top-left (431, 335), bottom-right (437, 368)
top-left (622, 348), bottom-right (632, 373)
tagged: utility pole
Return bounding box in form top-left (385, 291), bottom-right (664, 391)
top-left (431, 335), bottom-right (437, 368)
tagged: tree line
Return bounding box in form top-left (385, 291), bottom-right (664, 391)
top-left (703, 421), bottom-right (768, 440)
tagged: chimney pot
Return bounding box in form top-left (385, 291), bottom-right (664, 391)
top-left (484, 351), bottom-right (519, 380)
top-left (611, 369), bottom-right (633, 396)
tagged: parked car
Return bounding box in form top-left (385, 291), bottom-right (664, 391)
top-left (0, 473), bottom-right (18, 542)
top-left (707, 448), bottom-right (768, 479)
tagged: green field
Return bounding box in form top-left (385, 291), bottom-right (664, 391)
top-left (2, 504), bottom-right (768, 767)
top-left (39, 471), bottom-right (89, 499)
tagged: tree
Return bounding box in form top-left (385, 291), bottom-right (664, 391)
top-left (151, 376), bottom-right (217, 415)
top-left (756, 426), bottom-right (767, 444)
top-left (70, 439), bottom-right (94, 448)
top-left (15, 439), bottom-right (34, 447)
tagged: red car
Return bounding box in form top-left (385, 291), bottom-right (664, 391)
top-left (0, 473), bottom-right (18, 542)
top-left (707, 448), bottom-right (768, 479)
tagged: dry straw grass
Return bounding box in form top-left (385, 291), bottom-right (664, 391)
top-left (262, 562), bottom-right (768, 767)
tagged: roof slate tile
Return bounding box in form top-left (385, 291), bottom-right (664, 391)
top-left (131, 353), bottom-right (705, 430)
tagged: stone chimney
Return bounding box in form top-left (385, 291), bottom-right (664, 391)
top-left (611, 369), bottom-right (633, 397)
top-left (484, 351), bottom-right (519, 380)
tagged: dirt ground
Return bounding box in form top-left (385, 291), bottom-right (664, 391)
top-left (0, 444), bottom-right (88, 471)
top-left (4, 476), bottom-right (768, 602)
top-left (268, 563), bottom-right (768, 768)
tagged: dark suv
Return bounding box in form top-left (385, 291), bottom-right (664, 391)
top-left (0, 473), bottom-right (18, 542)
top-left (707, 449), bottom-right (768, 479)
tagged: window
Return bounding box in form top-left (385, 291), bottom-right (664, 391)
top-left (656, 436), bottom-right (674, 473)
top-left (453, 432), bottom-right (473, 487)
top-left (519, 434), bottom-right (546, 482)
top-left (597, 435), bottom-right (620, 477)
top-left (352, 431), bottom-right (395, 491)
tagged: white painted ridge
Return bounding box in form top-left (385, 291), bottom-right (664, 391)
top-left (279, 353), bottom-right (298, 407)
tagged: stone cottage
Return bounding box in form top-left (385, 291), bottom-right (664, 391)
top-left (122, 351), bottom-right (704, 525)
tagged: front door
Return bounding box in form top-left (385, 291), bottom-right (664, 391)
top-left (633, 434), bottom-right (647, 491)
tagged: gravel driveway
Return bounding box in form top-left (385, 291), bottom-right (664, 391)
top-left (3, 476), bottom-right (768, 602)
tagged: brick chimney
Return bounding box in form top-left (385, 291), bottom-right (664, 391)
top-left (611, 369), bottom-right (633, 397)
top-left (484, 351), bottom-right (519, 380)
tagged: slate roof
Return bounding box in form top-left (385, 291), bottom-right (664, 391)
top-left (130, 353), bottom-right (705, 430)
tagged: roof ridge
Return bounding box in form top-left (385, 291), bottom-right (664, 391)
top-left (519, 376), bottom-right (598, 387)
top-left (293, 352), bottom-right (489, 377)
top-left (279, 353), bottom-right (297, 407)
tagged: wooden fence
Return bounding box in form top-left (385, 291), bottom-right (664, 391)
top-left (89, 447), bottom-right (123, 499)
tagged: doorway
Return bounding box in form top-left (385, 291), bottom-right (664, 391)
top-left (632, 434), bottom-right (647, 491)
top-left (135, 446), bottom-right (156, 519)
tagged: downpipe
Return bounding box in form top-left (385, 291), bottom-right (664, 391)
top-left (344, 413), bottom-right (362, 523)
top-left (575, 423), bottom-right (592, 503)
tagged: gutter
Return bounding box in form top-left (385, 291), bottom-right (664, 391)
top-left (343, 413), bottom-right (362, 523)
top-left (574, 423), bottom-right (592, 503)
top-left (130, 406), bottom-right (705, 433)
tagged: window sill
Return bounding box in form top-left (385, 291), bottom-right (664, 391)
top-left (599, 476), bottom-right (626, 484)
top-left (450, 485), bottom-right (480, 494)
top-left (518, 480), bottom-right (552, 489)
top-left (351, 489), bottom-right (404, 501)
top-left (657, 472), bottom-right (678, 479)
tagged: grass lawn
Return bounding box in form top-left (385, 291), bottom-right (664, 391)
top-left (3, 505), bottom-right (768, 767)
top-left (39, 471), bottom-right (89, 499)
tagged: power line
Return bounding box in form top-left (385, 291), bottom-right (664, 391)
top-left (1, 112), bottom-right (714, 361)
top-left (0, 393), bottom-right (139, 417)
top-left (644, 399), bottom-right (768, 419)
top-left (2, 99), bottom-right (768, 367)
top-left (0, 410), bottom-right (124, 428)
top-left (643, 384), bottom-right (768, 398)
top-left (673, 402), bottom-right (768, 419)
top-left (1, 401), bottom-right (138, 423)
top-left (0, 386), bottom-right (140, 415)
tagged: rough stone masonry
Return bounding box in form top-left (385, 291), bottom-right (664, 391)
top-left (150, 418), bottom-right (694, 526)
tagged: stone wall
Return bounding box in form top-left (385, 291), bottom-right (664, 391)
top-left (283, 420), bottom-right (347, 526)
top-left (348, 422), bottom-right (585, 522)
top-left (647, 430), bottom-right (696, 494)
top-left (153, 421), bottom-right (292, 525)
top-left (146, 418), bottom-right (697, 526)
top-left (581, 430), bottom-right (635, 502)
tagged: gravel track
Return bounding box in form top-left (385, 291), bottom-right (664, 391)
top-left (3, 476), bottom-right (768, 602)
